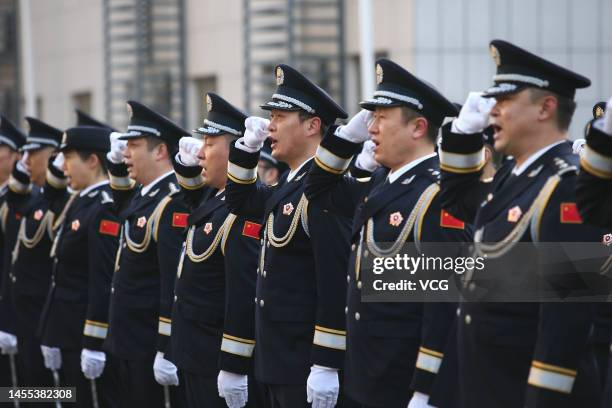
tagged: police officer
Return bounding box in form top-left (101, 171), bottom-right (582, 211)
top-left (305, 58), bottom-right (467, 408)
top-left (103, 101), bottom-right (189, 407)
top-left (7, 117), bottom-right (64, 395)
top-left (38, 126), bottom-right (120, 407)
top-left (170, 93), bottom-right (263, 407)
top-left (438, 39), bottom-right (609, 407)
top-left (225, 64), bottom-right (351, 408)
top-left (0, 115), bottom-right (25, 388)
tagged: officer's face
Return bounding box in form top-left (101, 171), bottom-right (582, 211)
top-left (489, 90), bottom-right (541, 156)
top-left (63, 150), bottom-right (96, 191)
top-left (123, 137), bottom-right (160, 184)
top-left (267, 110), bottom-right (309, 163)
top-left (0, 146), bottom-right (19, 182)
top-left (24, 146), bottom-right (55, 187)
top-left (368, 107), bottom-right (421, 169)
top-left (198, 135), bottom-right (230, 189)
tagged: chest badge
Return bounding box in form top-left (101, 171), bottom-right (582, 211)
top-left (137, 216), bottom-right (147, 228)
top-left (34, 209), bottom-right (44, 221)
top-left (203, 222), bottom-right (213, 235)
top-left (389, 211), bottom-right (403, 227)
top-left (283, 202), bottom-right (294, 216)
top-left (507, 206), bottom-right (522, 223)
top-left (71, 219), bottom-right (80, 231)
top-left (602, 233), bottom-right (612, 247)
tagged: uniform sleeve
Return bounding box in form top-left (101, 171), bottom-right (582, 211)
top-left (410, 196), bottom-right (469, 394)
top-left (154, 196), bottom-right (189, 353)
top-left (171, 154), bottom-right (209, 209)
top-left (106, 159), bottom-right (137, 214)
top-left (438, 122), bottom-right (489, 223)
top-left (576, 122), bottom-right (612, 227)
top-left (7, 160), bottom-right (34, 213)
top-left (44, 156), bottom-right (71, 216)
top-left (218, 215), bottom-right (261, 374)
top-left (307, 203), bottom-right (352, 369)
top-left (82, 199), bottom-right (120, 351)
top-left (225, 140), bottom-right (275, 218)
top-left (304, 126), bottom-right (370, 218)
top-left (525, 176), bottom-right (604, 407)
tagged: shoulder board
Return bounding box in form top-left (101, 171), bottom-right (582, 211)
top-left (551, 156), bottom-right (578, 177)
top-left (100, 190), bottom-right (114, 204)
top-left (168, 182), bottom-right (180, 196)
top-left (355, 177), bottom-right (371, 183)
top-left (425, 167), bottom-right (441, 182)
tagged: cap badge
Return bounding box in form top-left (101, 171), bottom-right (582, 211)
top-left (389, 211), bottom-right (403, 227)
top-left (61, 132), bottom-right (68, 145)
top-left (137, 216), bottom-right (147, 228)
top-left (34, 209), bottom-right (44, 221)
top-left (507, 205), bottom-right (522, 223)
top-left (282, 202), bottom-right (294, 216)
top-left (203, 222), bottom-right (213, 235)
top-left (71, 219), bottom-right (80, 231)
top-left (595, 106), bottom-right (605, 119)
top-left (276, 67), bottom-right (284, 85)
top-left (489, 45), bottom-right (501, 67)
top-left (126, 103), bottom-right (133, 119)
top-left (376, 63), bottom-right (384, 85)
top-left (206, 95), bottom-right (212, 112)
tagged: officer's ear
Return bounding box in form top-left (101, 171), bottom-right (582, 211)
top-left (411, 116), bottom-right (429, 141)
top-left (305, 116), bottom-right (322, 138)
top-left (154, 142), bottom-right (169, 162)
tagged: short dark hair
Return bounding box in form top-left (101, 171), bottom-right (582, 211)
top-left (76, 150), bottom-right (108, 174)
top-left (145, 136), bottom-right (166, 151)
top-left (298, 111), bottom-right (327, 137)
top-left (528, 88), bottom-right (576, 131)
top-left (400, 106), bottom-right (439, 144)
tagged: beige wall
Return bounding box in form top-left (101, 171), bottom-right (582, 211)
top-left (28, 0), bottom-right (105, 129)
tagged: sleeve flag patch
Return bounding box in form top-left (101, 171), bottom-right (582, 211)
top-left (99, 220), bottom-right (120, 236)
top-left (172, 212), bottom-right (189, 228)
top-left (242, 221), bottom-right (262, 239)
top-left (560, 203), bottom-right (582, 224)
top-left (440, 210), bottom-right (465, 229)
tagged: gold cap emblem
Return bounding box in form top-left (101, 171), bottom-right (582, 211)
top-left (206, 94), bottom-right (212, 112)
top-left (595, 106), bottom-right (605, 119)
top-left (276, 67), bottom-right (284, 85)
top-left (126, 103), bottom-right (133, 119)
top-left (376, 63), bottom-right (383, 85)
top-left (490, 45), bottom-right (501, 67)
top-left (61, 132), bottom-right (68, 145)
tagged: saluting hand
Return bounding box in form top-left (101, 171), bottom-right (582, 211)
top-left (107, 132), bottom-right (128, 164)
top-left (354, 140), bottom-right (379, 172)
top-left (177, 136), bottom-right (203, 167)
top-left (336, 109), bottom-right (373, 143)
top-left (452, 92), bottom-right (496, 134)
top-left (242, 116), bottom-right (270, 150)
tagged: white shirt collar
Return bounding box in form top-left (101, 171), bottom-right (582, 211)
top-left (388, 153), bottom-right (437, 184)
top-left (79, 180), bottom-right (110, 197)
top-left (141, 171), bottom-right (174, 196)
top-left (215, 188), bottom-right (225, 197)
top-left (511, 140), bottom-right (565, 176)
top-left (287, 156), bottom-right (314, 182)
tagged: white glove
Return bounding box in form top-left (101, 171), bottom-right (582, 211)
top-left (177, 137), bottom-right (203, 166)
top-left (242, 117), bottom-right (270, 150)
top-left (52, 153), bottom-right (65, 171)
top-left (0, 331), bottom-right (17, 355)
top-left (407, 392), bottom-right (437, 408)
top-left (40, 345), bottom-right (62, 371)
top-left (452, 92), bottom-right (496, 134)
top-left (336, 110), bottom-right (373, 143)
top-left (153, 351), bottom-right (179, 386)
top-left (217, 370), bottom-right (248, 408)
top-left (572, 139), bottom-right (586, 156)
top-left (306, 365), bottom-right (339, 408)
top-left (106, 132), bottom-right (128, 164)
top-left (354, 140), bottom-right (379, 172)
top-left (80, 349), bottom-right (106, 380)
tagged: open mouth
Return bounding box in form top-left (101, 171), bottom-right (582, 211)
top-left (269, 137), bottom-right (278, 149)
top-left (491, 124), bottom-right (502, 139)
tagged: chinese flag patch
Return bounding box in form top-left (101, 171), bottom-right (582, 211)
top-left (560, 203), bottom-right (582, 224)
top-left (242, 221), bottom-right (262, 239)
top-left (440, 210), bottom-right (465, 229)
top-left (99, 220), bottom-right (120, 236)
top-left (172, 212), bottom-right (189, 228)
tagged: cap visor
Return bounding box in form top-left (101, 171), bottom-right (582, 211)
top-left (21, 143), bottom-right (44, 151)
top-left (260, 99), bottom-right (301, 112)
top-left (193, 126), bottom-right (227, 137)
top-left (482, 83), bottom-right (528, 98)
top-left (359, 99), bottom-right (404, 111)
top-left (117, 131), bottom-right (145, 141)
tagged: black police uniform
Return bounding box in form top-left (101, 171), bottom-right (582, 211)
top-left (169, 93), bottom-right (264, 407)
top-left (438, 39), bottom-right (610, 408)
top-left (37, 126), bottom-right (120, 407)
top-left (0, 115), bottom-right (26, 388)
top-left (103, 101), bottom-right (189, 407)
top-left (225, 64), bottom-right (352, 407)
top-left (305, 58), bottom-right (467, 408)
top-left (6, 118), bottom-right (64, 395)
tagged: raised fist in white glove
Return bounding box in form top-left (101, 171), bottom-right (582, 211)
top-left (0, 331), bottom-right (17, 355)
top-left (572, 139), bottom-right (586, 156)
top-left (52, 153), bottom-right (65, 171)
top-left (355, 140), bottom-right (379, 172)
top-left (452, 92), bottom-right (496, 134)
top-left (242, 116), bottom-right (270, 150)
top-left (177, 137), bottom-right (203, 167)
top-left (217, 370), bottom-right (248, 408)
top-left (306, 365), bottom-right (339, 408)
top-left (40, 345), bottom-right (62, 371)
top-left (336, 110), bottom-right (373, 143)
top-left (153, 352), bottom-right (179, 386)
top-left (107, 132), bottom-right (128, 164)
top-left (407, 392), bottom-right (437, 408)
top-left (81, 349), bottom-right (106, 380)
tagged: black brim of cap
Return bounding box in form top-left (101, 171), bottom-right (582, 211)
top-left (359, 98), bottom-right (405, 111)
top-left (260, 99), bottom-right (302, 112)
top-left (193, 126), bottom-right (237, 138)
top-left (22, 142), bottom-right (49, 151)
top-left (482, 82), bottom-right (529, 98)
top-left (117, 131), bottom-right (147, 141)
